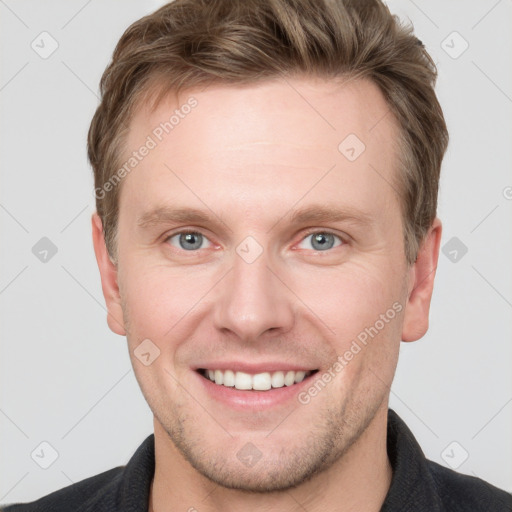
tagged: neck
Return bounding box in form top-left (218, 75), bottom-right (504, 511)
top-left (149, 404), bottom-right (392, 512)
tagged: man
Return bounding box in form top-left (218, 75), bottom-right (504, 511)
top-left (3, 0), bottom-right (510, 510)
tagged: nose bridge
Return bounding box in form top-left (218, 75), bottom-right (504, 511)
top-left (213, 239), bottom-right (294, 342)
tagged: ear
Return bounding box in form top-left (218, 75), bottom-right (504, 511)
top-left (401, 217), bottom-right (442, 342)
top-left (91, 213), bottom-right (126, 336)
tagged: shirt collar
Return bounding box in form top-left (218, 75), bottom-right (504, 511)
top-left (381, 409), bottom-right (443, 511)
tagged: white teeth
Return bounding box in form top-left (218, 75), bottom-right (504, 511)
top-left (271, 371), bottom-right (285, 388)
top-left (284, 371), bottom-right (295, 386)
top-left (202, 368), bottom-right (312, 390)
top-left (223, 369), bottom-right (235, 387)
top-left (235, 371), bottom-right (252, 390)
top-left (294, 371), bottom-right (306, 383)
top-left (252, 372), bottom-right (272, 391)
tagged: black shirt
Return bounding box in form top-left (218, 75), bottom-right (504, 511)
top-left (2, 410), bottom-right (511, 511)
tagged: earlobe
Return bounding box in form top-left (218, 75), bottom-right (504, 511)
top-left (401, 217), bottom-right (442, 343)
top-left (91, 213), bottom-right (126, 336)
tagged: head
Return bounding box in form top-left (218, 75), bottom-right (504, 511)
top-left (90, 0), bottom-right (447, 493)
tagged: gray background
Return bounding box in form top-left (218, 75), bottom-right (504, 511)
top-left (1, 0), bottom-right (511, 504)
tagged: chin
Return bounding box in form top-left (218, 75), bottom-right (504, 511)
top-left (180, 443), bottom-right (331, 493)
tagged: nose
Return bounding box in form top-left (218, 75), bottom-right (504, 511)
top-left (213, 244), bottom-right (295, 343)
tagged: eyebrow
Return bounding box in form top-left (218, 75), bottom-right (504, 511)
top-left (287, 204), bottom-right (374, 228)
top-left (137, 206), bottom-right (214, 229)
top-left (136, 204), bottom-right (374, 231)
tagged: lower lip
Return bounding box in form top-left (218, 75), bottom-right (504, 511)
top-left (195, 371), bottom-right (316, 411)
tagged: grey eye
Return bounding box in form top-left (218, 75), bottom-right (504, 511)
top-left (168, 232), bottom-right (210, 251)
top-left (298, 232), bottom-right (342, 251)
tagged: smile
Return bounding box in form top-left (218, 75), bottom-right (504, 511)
top-left (197, 368), bottom-right (318, 391)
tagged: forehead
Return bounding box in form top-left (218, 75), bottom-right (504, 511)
top-left (119, 76), bottom-right (401, 227)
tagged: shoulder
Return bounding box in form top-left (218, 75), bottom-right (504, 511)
top-left (1, 466), bottom-right (124, 512)
top-left (384, 410), bottom-right (511, 511)
top-left (2, 433), bottom-right (154, 512)
top-left (426, 459), bottom-right (512, 511)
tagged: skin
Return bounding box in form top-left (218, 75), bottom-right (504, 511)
top-left (92, 76), bottom-right (442, 512)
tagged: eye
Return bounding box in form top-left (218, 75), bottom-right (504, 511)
top-left (165, 231), bottom-right (212, 251)
top-left (297, 231), bottom-right (343, 252)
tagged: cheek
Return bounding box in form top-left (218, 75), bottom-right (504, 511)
top-left (297, 261), bottom-right (401, 336)
top-left (294, 263), bottom-right (404, 387)
top-left (119, 262), bottom-right (210, 341)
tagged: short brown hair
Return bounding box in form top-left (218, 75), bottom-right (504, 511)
top-left (87, 0), bottom-right (448, 266)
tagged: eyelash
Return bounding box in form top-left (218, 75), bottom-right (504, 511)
top-left (163, 229), bottom-right (346, 254)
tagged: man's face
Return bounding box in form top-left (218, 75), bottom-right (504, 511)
top-left (97, 77), bottom-right (420, 491)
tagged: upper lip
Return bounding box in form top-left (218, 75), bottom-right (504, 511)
top-left (193, 362), bottom-right (317, 374)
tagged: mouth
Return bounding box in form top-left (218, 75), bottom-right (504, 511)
top-left (196, 368), bottom-right (319, 391)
